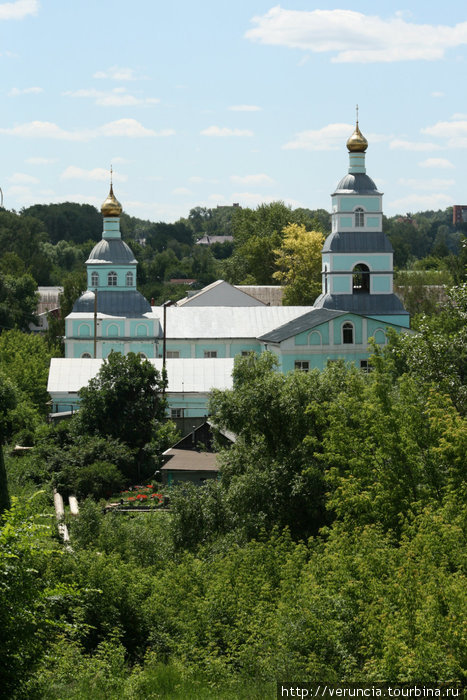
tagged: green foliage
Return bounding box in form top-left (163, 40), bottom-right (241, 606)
top-left (273, 223), bottom-right (324, 304)
top-left (0, 271), bottom-right (38, 332)
top-left (223, 201), bottom-right (323, 285)
top-left (75, 352), bottom-right (166, 451)
top-left (0, 499), bottom-right (76, 697)
top-left (22, 202), bottom-right (102, 245)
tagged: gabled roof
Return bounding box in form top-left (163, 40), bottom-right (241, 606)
top-left (258, 309), bottom-right (346, 343)
top-left (176, 279), bottom-right (264, 307)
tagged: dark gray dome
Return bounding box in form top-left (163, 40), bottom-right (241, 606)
top-left (86, 239), bottom-right (137, 264)
top-left (73, 290), bottom-right (151, 314)
top-left (333, 173), bottom-right (380, 195)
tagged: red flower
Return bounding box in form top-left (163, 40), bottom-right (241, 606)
top-left (146, 484), bottom-right (154, 488)
top-left (128, 497), bottom-right (136, 502)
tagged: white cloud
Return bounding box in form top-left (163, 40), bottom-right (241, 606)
top-left (418, 158), bottom-right (454, 169)
top-left (398, 178), bottom-right (455, 190)
top-left (389, 139), bottom-right (441, 151)
top-left (0, 0), bottom-right (38, 21)
top-left (228, 105), bottom-right (261, 112)
top-left (388, 193), bottom-right (452, 212)
top-left (189, 176), bottom-right (219, 184)
top-left (201, 126), bottom-right (253, 137)
top-left (0, 119), bottom-right (173, 140)
top-left (93, 66), bottom-right (140, 81)
top-left (245, 8), bottom-right (467, 63)
top-left (7, 172), bottom-right (39, 184)
top-left (431, 91), bottom-right (445, 98)
top-left (230, 173), bottom-right (274, 186)
top-left (283, 123), bottom-right (352, 151)
top-left (26, 156), bottom-right (57, 164)
top-left (9, 86), bottom-right (43, 96)
top-left (64, 87), bottom-right (159, 107)
top-left (61, 167), bottom-right (127, 182)
top-left (422, 119), bottom-right (467, 146)
top-left (172, 187), bottom-right (192, 196)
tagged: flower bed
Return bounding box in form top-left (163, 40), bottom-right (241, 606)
top-left (119, 484), bottom-right (164, 508)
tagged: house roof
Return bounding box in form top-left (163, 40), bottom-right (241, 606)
top-left (47, 357), bottom-right (235, 395)
top-left (323, 231), bottom-right (393, 254)
top-left (149, 304), bottom-right (315, 338)
top-left (176, 279), bottom-right (264, 307)
top-left (313, 293), bottom-right (409, 316)
top-left (258, 309), bottom-right (346, 343)
top-left (161, 449), bottom-right (219, 472)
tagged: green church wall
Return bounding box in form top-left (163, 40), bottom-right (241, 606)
top-left (332, 254), bottom-right (392, 271)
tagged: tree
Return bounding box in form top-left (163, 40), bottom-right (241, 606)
top-left (75, 352), bottom-right (166, 451)
top-left (0, 374), bottom-right (16, 514)
top-left (273, 223), bottom-right (324, 305)
top-left (0, 272), bottom-right (38, 332)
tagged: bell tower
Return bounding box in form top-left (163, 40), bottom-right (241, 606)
top-left (314, 113), bottom-right (409, 328)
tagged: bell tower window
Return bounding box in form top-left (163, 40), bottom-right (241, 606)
top-left (108, 271), bottom-right (117, 287)
top-left (126, 271), bottom-right (134, 287)
top-left (352, 264), bottom-right (370, 294)
top-left (91, 272), bottom-right (99, 287)
top-left (355, 207), bottom-right (365, 227)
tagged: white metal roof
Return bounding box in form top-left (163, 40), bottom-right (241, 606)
top-left (149, 305), bottom-right (315, 339)
top-left (47, 358), bottom-right (234, 395)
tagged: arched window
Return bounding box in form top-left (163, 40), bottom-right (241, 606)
top-left (323, 265), bottom-right (328, 294)
top-left (91, 271), bottom-right (99, 287)
top-left (355, 207), bottom-right (365, 227)
top-left (352, 264), bottom-right (370, 294)
top-left (107, 324), bottom-right (119, 337)
top-left (81, 352), bottom-right (91, 359)
top-left (78, 324), bottom-right (91, 337)
top-left (374, 329), bottom-right (386, 345)
top-left (108, 271), bottom-right (117, 286)
top-left (342, 322), bottom-right (354, 344)
top-left (136, 324), bottom-right (148, 337)
top-left (126, 271), bottom-right (134, 287)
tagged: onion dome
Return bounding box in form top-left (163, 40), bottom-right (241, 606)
top-left (101, 183), bottom-right (122, 217)
top-left (346, 121), bottom-right (368, 153)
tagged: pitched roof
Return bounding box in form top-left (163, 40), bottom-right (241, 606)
top-left (258, 309), bottom-right (346, 343)
top-left (150, 305), bottom-right (315, 338)
top-left (161, 449), bottom-right (219, 472)
top-left (176, 279), bottom-right (264, 307)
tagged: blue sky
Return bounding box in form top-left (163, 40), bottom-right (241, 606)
top-left (1, 0), bottom-right (467, 222)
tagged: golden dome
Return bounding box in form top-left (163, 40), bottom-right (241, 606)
top-left (346, 121), bottom-right (368, 153)
top-left (101, 183), bottom-right (122, 217)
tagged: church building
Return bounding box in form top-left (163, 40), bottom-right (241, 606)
top-left (47, 119), bottom-right (410, 422)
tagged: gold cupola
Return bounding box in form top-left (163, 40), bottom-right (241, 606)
top-left (346, 110), bottom-right (368, 153)
top-left (101, 181), bottom-right (122, 217)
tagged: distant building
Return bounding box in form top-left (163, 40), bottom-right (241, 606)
top-left (453, 205), bottom-right (467, 225)
top-left (195, 235), bottom-right (234, 246)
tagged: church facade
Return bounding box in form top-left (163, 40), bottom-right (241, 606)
top-left (48, 120), bottom-right (410, 419)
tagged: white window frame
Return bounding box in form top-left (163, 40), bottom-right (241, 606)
top-left (108, 271), bottom-right (117, 286)
top-left (204, 350), bottom-right (218, 358)
top-left (294, 360), bottom-right (309, 372)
